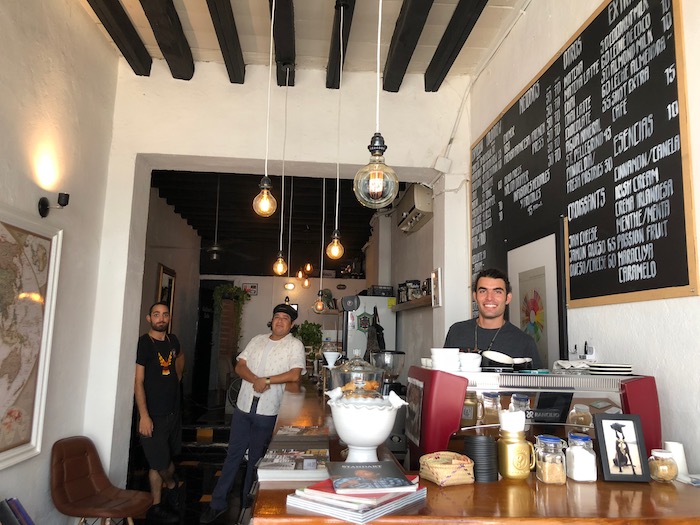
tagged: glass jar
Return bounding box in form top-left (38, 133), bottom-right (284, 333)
top-left (330, 349), bottom-right (385, 400)
top-left (648, 449), bottom-right (679, 482)
top-left (567, 403), bottom-right (593, 432)
top-left (482, 392), bottom-right (501, 425)
top-left (461, 391), bottom-right (483, 428)
top-left (566, 432), bottom-right (597, 482)
top-left (510, 393), bottom-right (530, 411)
top-left (535, 435), bottom-right (567, 484)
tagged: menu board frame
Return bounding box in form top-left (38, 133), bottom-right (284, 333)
top-left (469, 0), bottom-right (697, 309)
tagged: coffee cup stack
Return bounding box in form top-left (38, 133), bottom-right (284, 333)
top-left (430, 347), bottom-right (460, 371)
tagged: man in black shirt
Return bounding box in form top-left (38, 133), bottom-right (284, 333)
top-left (444, 268), bottom-right (542, 369)
top-left (135, 301), bottom-right (185, 523)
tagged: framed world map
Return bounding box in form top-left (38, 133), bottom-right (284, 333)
top-left (0, 206), bottom-right (62, 470)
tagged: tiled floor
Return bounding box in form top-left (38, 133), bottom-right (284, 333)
top-left (128, 396), bottom-right (251, 525)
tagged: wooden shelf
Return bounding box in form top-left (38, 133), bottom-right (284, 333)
top-left (391, 295), bottom-right (432, 312)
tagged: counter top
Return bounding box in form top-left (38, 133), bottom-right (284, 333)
top-left (252, 384), bottom-right (700, 524)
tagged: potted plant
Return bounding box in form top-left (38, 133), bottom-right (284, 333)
top-left (294, 320), bottom-right (323, 355)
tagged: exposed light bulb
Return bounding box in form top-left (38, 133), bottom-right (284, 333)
top-left (272, 251), bottom-right (287, 276)
top-left (284, 296), bottom-right (290, 304)
top-left (295, 269), bottom-right (305, 280)
top-left (253, 176), bottom-right (278, 217)
top-left (302, 277), bottom-right (311, 289)
top-left (313, 292), bottom-right (326, 313)
top-left (304, 262), bottom-right (313, 273)
top-left (326, 230), bottom-right (345, 260)
top-left (284, 281), bottom-right (295, 290)
top-left (353, 133), bottom-right (399, 209)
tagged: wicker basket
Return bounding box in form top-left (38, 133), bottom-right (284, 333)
top-left (419, 451), bottom-right (475, 486)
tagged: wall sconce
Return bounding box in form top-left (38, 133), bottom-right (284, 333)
top-left (38, 193), bottom-right (70, 218)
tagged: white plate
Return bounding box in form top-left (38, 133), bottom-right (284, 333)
top-left (589, 370), bottom-right (634, 375)
top-left (588, 363), bottom-right (632, 368)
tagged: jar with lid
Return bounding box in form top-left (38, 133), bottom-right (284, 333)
top-left (567, 403), bottom-right (593, 432)
top-left (535, 435), bottom-right (567, 484)
top-left (566, 432), bottom-right (597, 482)
top-left (330, 349), bottom-right (385, 400)
top-left (482, 392), bottom-right (501, 425)
top-left (461, 391), bottom-right (483, 428)
top-left (509, 393), bottom-right (530, 412)
top-left (648, 449), bottom-right (679, 482)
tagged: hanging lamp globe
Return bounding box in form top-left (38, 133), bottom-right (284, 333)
top-left (304, 262), bottom-right (313, 273)
top-left (302, 277), bottom-right (311, 289)
top-left (253, 175), bottom-right (278, 217)
top-left (326, 230), bottom-right (345, 259)
top-left (272, 250), bottom-right (288, 276)
top-left (353, 133), bottom-right (399, 209)
top-left (313, 290), bottom-right (326, 313)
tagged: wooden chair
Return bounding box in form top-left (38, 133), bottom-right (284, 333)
top-left (51, 436), bottom-right (153, 525)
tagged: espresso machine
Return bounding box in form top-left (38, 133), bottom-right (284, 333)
top-left (370, 350), bottom-right (406, 396)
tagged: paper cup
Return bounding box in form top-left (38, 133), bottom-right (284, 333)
top-left (663, 441), bottom-right (689, 476)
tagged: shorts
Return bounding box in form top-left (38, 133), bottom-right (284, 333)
top-left (140, 412), bottom-right (182, 471)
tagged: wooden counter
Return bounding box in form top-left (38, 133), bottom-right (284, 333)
top-left (253, 386), bottom-right (700, 524)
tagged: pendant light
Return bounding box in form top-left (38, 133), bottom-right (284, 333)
top-left (304, 262), bottom-right (313, 273)
top-left (208, 175), bottom-right (223, 261)
top-left (353, 0), bottom-right (399, 209)
top-left (254, 0), bottom-right (279, 218)
top-left (278, 64), bottom-right (293, 280)
top-left (327, 2), bottom-right (346, 260)
top-left (313, 179), bottom-right (327, 313)
top-left (302, 277), bottom-right (311, 289)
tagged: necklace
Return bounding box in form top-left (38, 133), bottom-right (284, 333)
top-left (473, 320), bottom-right (505, 353)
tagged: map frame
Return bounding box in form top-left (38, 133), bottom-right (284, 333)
top-left (0, 205), bottom-right (62, 470)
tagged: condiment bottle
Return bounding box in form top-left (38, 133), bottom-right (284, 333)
top-left (648, 449), bottom-right (679, 482)
top-left (482, 392), bottom-right (501, 425)
top-left (497, 430), bottom-right (535, 480)
top-left (535, 435), bottom-right (567, 484)
top-left (567, 403), bottom-right (593, 432)
top-left (566, 432), bottom-right (597, 482)
top-left (461, 391), bottom-right (483, 428)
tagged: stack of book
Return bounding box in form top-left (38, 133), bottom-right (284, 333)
top-left (0, 498), bottom-right (35, 525)
top-left (286, 461), bottom-right (426, 524)
top-left (257, 447), bottom-right (330, 481)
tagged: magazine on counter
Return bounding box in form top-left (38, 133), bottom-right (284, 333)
top-left (326, 461), bottom-right (417, 494)
top-left (286, 486), bottom-right (427, 524)
top-left (257, 448), bottom-right (330, 481)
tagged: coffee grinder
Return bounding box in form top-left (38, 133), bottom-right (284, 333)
top-left (370, 350), bottom-right (406, 396)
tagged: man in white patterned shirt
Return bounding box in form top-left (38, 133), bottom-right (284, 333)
top-left (200, 303), bottom-right (305, 524)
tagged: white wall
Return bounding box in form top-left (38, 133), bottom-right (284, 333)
top-left (0, 0), bottom-right (117, 521)
top-left (140, 189), bottom-right (201, 395)
top-left (470, 0), bottom-right (700, 472)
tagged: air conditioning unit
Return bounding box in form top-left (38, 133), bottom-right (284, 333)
top-left (396, 184), bottom-right (433, 233)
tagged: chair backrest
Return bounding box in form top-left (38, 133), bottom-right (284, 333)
top-left (51, 436), bottom-right (113, 510)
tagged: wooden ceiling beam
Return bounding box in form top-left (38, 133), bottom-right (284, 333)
top-left (85, 0), bottom-right (152, 76)
top-left (383, 0), bottom-right (434, 93)
top-left (269, 0), bottom-right (296, 86)
top-left (326, 0), bottom-right (356, 89)
top-left (206, 0), bottom-right (245, 84)
top-left (424, 0), bottom-right (488, 92)
top-left (140, 0), bottom-right (195, 80)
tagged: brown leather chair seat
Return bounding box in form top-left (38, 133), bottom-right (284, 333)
top-left (51, 436), bottom-right (152, 524)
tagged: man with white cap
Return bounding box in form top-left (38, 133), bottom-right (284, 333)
top-left (200, 303), bottom-right (306, 523)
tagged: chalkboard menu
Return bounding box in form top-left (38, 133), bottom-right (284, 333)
top-left (470, 0), bottom-right (696, 306)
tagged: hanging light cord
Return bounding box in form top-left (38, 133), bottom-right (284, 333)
top-left (279, 64), bottom-right (290, 254)
top-left (375, 0), bottom-right (383, 134)
top-left (264, 0), bottom-right (276, 180)
top-left (319, 178), bottom-right (326, 293)
top-left (334, 4), bottom-right (345, 232)
top-left (214, 175), bottom-right (220, 245)
top-left (287, 178), bottom-right (294, 278)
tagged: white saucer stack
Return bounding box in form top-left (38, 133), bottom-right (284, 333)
top-left (588, 362), bottom-right (633, 375)
top-left (430, 347), bottom-right (461, 371)
top-left (459, 352), bottom-right (482, 372)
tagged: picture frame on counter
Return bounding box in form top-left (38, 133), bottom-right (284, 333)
top-left (594, 413), bottom-right (650, 482)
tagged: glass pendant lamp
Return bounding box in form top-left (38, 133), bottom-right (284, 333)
top-left (353, 0), bottom-right (399, 209)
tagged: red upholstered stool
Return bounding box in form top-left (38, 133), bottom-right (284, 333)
top-left (51, 436), bottom-right (153, 525)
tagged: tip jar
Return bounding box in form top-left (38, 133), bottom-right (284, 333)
top-left (648, 449), bottom-right (678, 482)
